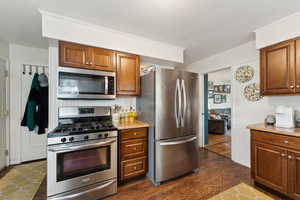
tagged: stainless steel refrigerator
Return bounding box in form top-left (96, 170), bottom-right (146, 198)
top-left (137, 68), bottom-right (199, 186)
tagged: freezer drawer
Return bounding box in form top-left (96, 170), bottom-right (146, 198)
top-left (155, 136), bottom-right (199, 183)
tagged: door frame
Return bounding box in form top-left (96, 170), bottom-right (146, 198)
top-left (201, 67), bottom-right (232, 156)
top-left (0, 56), bottom-right (10, 167)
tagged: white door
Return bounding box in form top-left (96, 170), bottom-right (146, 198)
top-left (0, 58), bottom-right (7, 170)
top-left (21, 66), bottom-right (48, 162)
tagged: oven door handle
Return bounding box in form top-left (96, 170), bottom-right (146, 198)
top-left (48, 179), bottom-right (117, 200)
top-left (48, 138), bottom-right (117, 153)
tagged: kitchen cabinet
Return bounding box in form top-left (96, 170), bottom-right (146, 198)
top-left (116, 52), bottom-right (140, 96)
top-left (296, 39), bottom-right (300, 93)
top-left (92, 48), bottom-right (115, 71)
top-left (250, 129), bottom-right (300, 199)
top-left (59, 41), bottom-right (115, 71)
top-left (118, 127), bottom-right (148, 182)
top-left (59, 41), bottom-right (92, 69)
top-left (260, 40), bottom-right (295, 95)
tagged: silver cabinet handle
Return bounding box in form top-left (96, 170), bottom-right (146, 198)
top-left (290, 85), bottom-right (294, 88)
top-left (174, 79), bottom-right (181, 128)
top-left (297, 85), bottom-right (300, 88)
top-left (160, 136), bottom-right (197, 146)
top-left (281, 153), bottom-right (286, 157)
top-left (180, 79), bottom-right (187, 128)
top-left (284, 140), bottom-right (289, 144)
top-left (288, 155), bottom-right (293, 159)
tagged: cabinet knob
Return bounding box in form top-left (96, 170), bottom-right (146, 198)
top-left (133, 132), bottom-right (137, 136)
top-left (281, 153), bottom-right (286, 157)
top-left (290, 85), bottom-right (295, 89)
top-left (89, 61), bottom-right (92, 65)
top-left (288, 155), bottom-right (293, 159)
top-left (284, 140), bottom-right (289, 144)
top-left (297, 85), bottom-right (300, 88)
top-left (85, 62), bottom-right (89, 65)
top-left (133, 166), bottom-right (137, 170)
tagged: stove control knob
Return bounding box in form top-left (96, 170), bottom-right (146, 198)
top-left (104, 133), bottom-right (109, 137)
top-left (98, 134), bottom-right (103, 138)
top-left (84, 135), bottom-right (89, 140)
top-left (61, 138), bottom-right (67, 143)
top-left (69, 137), bottom-right (74, 142)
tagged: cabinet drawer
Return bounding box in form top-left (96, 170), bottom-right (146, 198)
top-left (252, 130), bottom-right (300, 151)
top-left (121, 139), bottom-right (147, 160)
top-left (120, 157), bottom-right (147, 180)
top-left (120, 128), bottom-right (147, 140)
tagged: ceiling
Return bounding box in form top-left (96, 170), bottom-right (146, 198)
top-left (1, 0), bottom-right (300, 65)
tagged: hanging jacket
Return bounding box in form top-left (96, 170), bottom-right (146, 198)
top-left (21, 73), bottom-right (49, 134)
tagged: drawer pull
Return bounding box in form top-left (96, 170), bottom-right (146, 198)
top-left (288, 155), bottom-right (293, 159)
top-left (133, 166), bottom-right (137, 170)
top-left (281, 153), bottom-right (286, 157)
top-left (133, 132), bottom-right (137, 136)
top-left (284, 140), bottom-right (289, 144)
top-left (133, 147), bottom-right (137, 151)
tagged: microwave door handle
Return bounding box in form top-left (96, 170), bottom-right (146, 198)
top-left (104, 76), bottom-right (108, 94)
top-left (48, 138), bottom-right (117, 153)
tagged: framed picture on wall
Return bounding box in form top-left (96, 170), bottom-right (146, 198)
top-left (208, 90), bottom-right (214, 98)
top-left (221, 95), bottom-right (227, 103)
top-left (213, 94), bottom-right (222, 104)
top-left (223, 85), bottom-right (231, 93)
top-left (214, 85), bottom-right (220, 92)
top-left (208, 81), bottom-right (214, 90)
top-left (218, 85), bottom-right (224, 92)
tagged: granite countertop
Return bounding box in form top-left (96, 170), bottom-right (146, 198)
top-left (113, 120), bottom-right (150, 130)
top-left (247, 123), bottom-right (300, 137)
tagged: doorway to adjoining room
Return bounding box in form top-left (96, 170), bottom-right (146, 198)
top-left (204, 68), bottom-right (232, 159)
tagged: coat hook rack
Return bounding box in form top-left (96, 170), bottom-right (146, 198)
top-left (22, 64), bottom-right (26, 74)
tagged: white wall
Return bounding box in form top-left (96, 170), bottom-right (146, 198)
top-left (48, 40), bottom-right (136, 130)
top-left (183, 40), bottom-right (300, 167)
top-left (9, 44), bottom-right (48, 164)
top-left (255, 11), bottom-right (300, 49)
top-left (0, 41), bottom-right (9, 59)
top-left (41, 10), bottom-right (184, 64)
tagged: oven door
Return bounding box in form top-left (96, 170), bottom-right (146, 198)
top-left (47, 137), bottom-right (117, 197)
top-left (57, 67), bottom-right (116, 99)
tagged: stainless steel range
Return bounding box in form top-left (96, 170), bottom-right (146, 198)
top-left (47, 106), bottom-right (117, 200)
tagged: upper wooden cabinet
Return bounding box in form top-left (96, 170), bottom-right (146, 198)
top-left (116, 52), bottom-right (140, 96)
top-left (260, 40), bottom-right (295, 95)
top-left (296, 39), bottom-right (300, 93)
top-left (92, 48), bottom-right (115, 71)
top-left (59, 41), bottom-right (92, 69)
top-left (59, 41), bottom-right (115, 72)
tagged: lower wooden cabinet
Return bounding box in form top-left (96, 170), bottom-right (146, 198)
top-left (251, 130), bottom-right (300, 199)
top-left (118, 128), bottom-right (148, 182)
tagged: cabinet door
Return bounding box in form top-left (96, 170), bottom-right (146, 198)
top-left (260, 40), bottom-right (295, 95)
top-left (92, 48), bottom-right (115, 71)
top-left (116, 52), bottom-right (140, 96)
top-left (59, 41), bottom-right (92, 69)
top-left (252, 142), bottom-right (288, 192)
top-left (288, 150), bottom-right (300, 200)
top-left (296, 39), bottom-right (300, 93)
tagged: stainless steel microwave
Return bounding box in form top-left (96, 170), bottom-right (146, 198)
top-left (57, 67), bottom-right (116, 100)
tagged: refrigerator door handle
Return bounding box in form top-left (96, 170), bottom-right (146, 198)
top-left (180, 79), bottom-right (187, 127)
top-left (159, 136), bottom-right (197, 146)
top-left (175, 79), bottom-right (181, 128)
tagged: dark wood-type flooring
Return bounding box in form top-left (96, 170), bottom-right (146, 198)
top-left (29, 148), bottom-right (288, 200)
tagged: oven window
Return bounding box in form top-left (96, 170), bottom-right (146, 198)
top-left (57, 147), bottom-right (111, 181)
